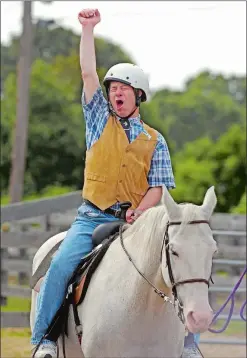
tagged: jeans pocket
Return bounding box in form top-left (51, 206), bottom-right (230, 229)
top-left (83, 211), bottom-right (102, 218)
top-left (78, 203), bottom-right (102, 218)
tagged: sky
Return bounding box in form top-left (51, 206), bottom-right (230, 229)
top-left (1, 1), bottom-right (246, 90)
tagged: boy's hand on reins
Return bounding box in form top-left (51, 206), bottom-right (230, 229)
top-left (126, 209), bottom-right (144, 224)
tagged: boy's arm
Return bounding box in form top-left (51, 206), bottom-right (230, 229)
top-left (126, 133), bottom-right (175, 223)
top-left (78, 9), bottom-right (101, 103)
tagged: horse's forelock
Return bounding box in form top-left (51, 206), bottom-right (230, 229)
top-left (178, 203), bottom-right (198, 234)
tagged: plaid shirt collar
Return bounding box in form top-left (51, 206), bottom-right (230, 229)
top-left (115, 114), bottom-right (143, 125)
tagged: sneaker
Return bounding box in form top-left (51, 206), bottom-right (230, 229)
top-left (182, 344), bottom-right (203, 358)
top-left (32, 342), bottom-right (57, 358)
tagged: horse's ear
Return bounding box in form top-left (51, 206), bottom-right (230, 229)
top-left (201, 186), bottom-right (217, 218)
top-left (161, 185), bottom-right (178, 219)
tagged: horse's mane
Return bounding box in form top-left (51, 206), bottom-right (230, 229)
top-left (122, 202), bottom-right (198, 270)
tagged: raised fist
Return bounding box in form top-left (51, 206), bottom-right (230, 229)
top-left (78, 8), bottom-right (101, 27)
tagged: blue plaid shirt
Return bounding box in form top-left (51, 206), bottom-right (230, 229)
top-left (82, 86), bottom-right (175, 210)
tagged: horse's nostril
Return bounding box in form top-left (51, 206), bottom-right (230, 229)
top-left (187, 310), bottom-right (213, 327)
top-left (187, 311), bottom-right (197, 325)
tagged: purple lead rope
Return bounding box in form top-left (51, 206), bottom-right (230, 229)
top-left (240, 299), bottom-right (246, 322)
top-left (208, 267), bottom-right (246, 333)
top-left (186, 268), bottom-right (246, 347)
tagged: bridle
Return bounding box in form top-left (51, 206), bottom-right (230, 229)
top-left (120, 219), bottom-right (214, 325)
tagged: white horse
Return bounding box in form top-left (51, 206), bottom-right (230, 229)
top-left (30, 186), bottom-right (218, 358)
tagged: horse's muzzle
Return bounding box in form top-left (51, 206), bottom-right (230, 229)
top-left (185, 308), bottom-right (213, 333)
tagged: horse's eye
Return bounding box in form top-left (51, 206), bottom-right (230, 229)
top-left (171, 250), bottom-right (179, 257)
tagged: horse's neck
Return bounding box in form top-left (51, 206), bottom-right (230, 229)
top-left (122, 209), bottom-right (167, 273)
top-left (122, 230), bottom-right (161, 278)
top-left (118, 213), bottom-right (171, 312)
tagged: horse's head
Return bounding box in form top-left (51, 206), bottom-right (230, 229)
top-left (160, 186), bottom-right (218, 333)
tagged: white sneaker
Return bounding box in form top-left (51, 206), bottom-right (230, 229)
top-left (182, 344), bottom-right (203, 358)
top-left (32, 342), bottom-right (57, 358)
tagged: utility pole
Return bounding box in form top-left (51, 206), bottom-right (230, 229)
top-left (9, 1), bottom-right (33, 203)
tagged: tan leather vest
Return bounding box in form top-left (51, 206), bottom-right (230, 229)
top-left (82, 114), bottom-right (158, 210)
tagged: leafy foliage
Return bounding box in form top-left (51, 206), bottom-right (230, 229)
top-left (171, 124), bottom-right (246, 212)
top-left (231, 191), bottom-right (246, 214)
top-left (1, 21), bottom-right (133, 91)
top-left (151, 71), bottom-right (246, 150)
top-left (1, 20), bottom-right (246, 213)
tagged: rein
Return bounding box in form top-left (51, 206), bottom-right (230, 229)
top-left (119, 219), bottom-right (213, 325)
top-left (119, 225), bottom-right (174, 305)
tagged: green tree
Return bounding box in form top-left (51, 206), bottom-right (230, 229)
top-left (1, 26), bottom-right (135, 195)
top-left (1, 20), bottom-right (133, 88)
top-left (171, 137), bottom-right (217, 204)
top-left (1, 58), bottom-right (85, 194)
top-left (231, 191), bottom-right (246, 214)
top-left (150, 71), bottom-right (246, 150)
top-left (210, 124), bottom-right (246, 212)
top-left (171, 124), bottom-right (246, 213)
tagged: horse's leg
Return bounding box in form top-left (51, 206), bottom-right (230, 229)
top-left (30, 289), bottom-right (38, 332)
top-left (30, 232), bottom-right (67, 332)
top-left (56, 305), bottom-right (84, 358)
top-left (30, 232), bottom-right (75, 356)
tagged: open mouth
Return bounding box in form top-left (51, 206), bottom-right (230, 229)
top-left (116, 99), bottom-right (124, 110)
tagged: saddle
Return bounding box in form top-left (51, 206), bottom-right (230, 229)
top-left (74, 220), bottom-right (124, 305)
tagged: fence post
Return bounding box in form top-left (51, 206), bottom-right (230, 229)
top-left (1, 248), bottom-right (8, 306)
top-left (17, 223), bottom-right (30, 285)
top-left (18, 248), bottom-right (29, 285)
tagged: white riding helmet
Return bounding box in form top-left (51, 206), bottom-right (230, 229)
top-left (103, 63), bottom-right (150, 102)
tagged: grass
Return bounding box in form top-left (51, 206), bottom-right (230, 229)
top-left (1, 322), bottom-right (245, 358)
top-left (1, 296), bottom-right (245, 337)
top-left (1, 315), bottom-right (245, 357)
top-left (1, 292), bottom-right (245, 357)
top-left (216, 270), bottom-right (229, 277)
top-left (1, 328), bottom-right (31, 338)
top-left (1, 296), bottom-right (31, 312)
top-left (210, 320), bottom-right (246, 337)
top-left (1, 300), bottom-right (32, 357)
top-left (1, 329), bottom-right (31, 358)
top-left (1, 321), bottom-right (244, 338)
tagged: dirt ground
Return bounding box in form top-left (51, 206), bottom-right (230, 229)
top-left (200, 344), bottom-right (246, 358)
top-left (199, 332), bottom-right (246, 358)
top-left (1, 336), bottom-right (31, 358)
top-left (1, 335), bottom-right (246, 358)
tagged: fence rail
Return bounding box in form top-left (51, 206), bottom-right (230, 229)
top-left (1, 191), bottom-right (246, 346)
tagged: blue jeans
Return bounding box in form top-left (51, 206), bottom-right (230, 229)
top-left (194, 333), bottom-right (200, 345)
top-left (31, 202), bottom-right (118, 345)
top-left (184, 332), bottom-right (200, 347)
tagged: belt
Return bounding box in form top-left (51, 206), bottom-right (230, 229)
top-left (83, 199), bottom-right (120, 218)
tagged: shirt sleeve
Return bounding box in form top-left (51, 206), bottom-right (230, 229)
top-left (81, 86), bottom-right (110, 149)
top-left (148, 132), bottom-right (176, 189)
